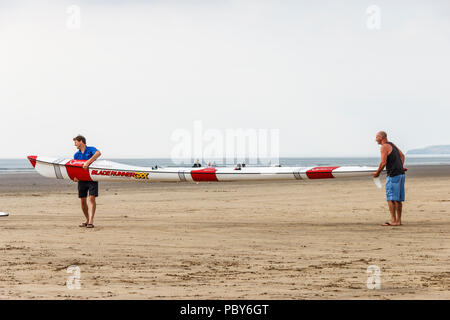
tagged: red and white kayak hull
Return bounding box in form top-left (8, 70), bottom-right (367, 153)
top-left (27, 156), bottom-right (380, 183)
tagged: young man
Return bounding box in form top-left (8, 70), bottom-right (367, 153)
top-left (372, 131), bottom-right (405, 226)
top-left (73, 135), bottom-right (101, 228)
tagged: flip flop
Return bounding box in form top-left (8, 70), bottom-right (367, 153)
top-left (79, 222), bottom-right (88, 227)
top-left (86, 224), bottom-right (94, 228)
top-left (381, 222), bottom-right (393, 226)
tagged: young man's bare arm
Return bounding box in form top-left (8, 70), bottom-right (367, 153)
top-left (83, 151), bottom-right (101, 170)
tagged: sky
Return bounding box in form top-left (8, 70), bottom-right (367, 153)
top-left (1, 0), bottom-right (449, 158)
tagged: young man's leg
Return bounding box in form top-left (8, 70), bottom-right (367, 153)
top-left (81, 198), bottom-right (89, 223)
top-left (87, 181), bottom-right (98, 226)
top-left (88, 195), bottom-right (96, 225)
top-left (78, 181), bottom-right (89, 226)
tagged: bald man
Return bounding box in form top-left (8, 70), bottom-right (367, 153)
top-left (372, 131), bottom-right (406, 226)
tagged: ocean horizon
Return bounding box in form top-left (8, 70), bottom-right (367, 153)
top-left (2, 156), bottom-right (450, 173)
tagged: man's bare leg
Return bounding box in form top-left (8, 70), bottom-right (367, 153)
top-left (80, 198), bottom-right (89, 224)
top-left (394, 201), bottom-right (402, 225)
top-left (88, 195), bottom-right (96, 225)
top-left (383, 201), bottom-right (396, 226)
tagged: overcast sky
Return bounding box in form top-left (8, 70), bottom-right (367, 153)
top-left (1, 0), bottom-right (449, 158)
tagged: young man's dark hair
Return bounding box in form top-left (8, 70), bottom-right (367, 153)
top-left (73, 135), bottom-right (86, 145)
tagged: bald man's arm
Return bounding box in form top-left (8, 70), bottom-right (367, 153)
top-left (372, 144), bottom-right (389, 177)
top-left (398, 147), bottom-right (405, 166)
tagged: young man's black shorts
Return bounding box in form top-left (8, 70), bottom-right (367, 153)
top-left (78, 181), bottom-right (99, 198)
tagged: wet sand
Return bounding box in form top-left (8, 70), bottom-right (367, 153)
top-left (0, 165), bottom-right (449, 299)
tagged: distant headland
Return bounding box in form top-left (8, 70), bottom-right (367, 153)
top-left (407, 145), bottom-right (450, 155)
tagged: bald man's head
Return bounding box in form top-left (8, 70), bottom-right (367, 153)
top-left (375, 131), bottom-right (388, 145)
top-left (378, 131), bottom-right (387, 139)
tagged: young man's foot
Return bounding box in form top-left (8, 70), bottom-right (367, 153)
top-left (86, 224), bottom-right (94, 228)
top-left (381, 221), bottom-right (399, 226)
top-left (79, 222), bottom-right (88, 227)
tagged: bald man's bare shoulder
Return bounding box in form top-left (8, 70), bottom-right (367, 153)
top-left (381, 143), bottom-right (393, 154)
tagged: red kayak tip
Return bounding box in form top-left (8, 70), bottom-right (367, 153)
top-left (27, 155), bottom-right (37, 168)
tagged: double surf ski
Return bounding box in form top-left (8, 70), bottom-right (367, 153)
top-left (27, 156), bottom-right (380, 183)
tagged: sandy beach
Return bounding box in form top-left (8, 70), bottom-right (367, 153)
top-left (0, 165), bottom-right (449, 299)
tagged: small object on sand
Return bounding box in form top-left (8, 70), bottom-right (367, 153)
top-left (0, 212), bottom-right (9, 217)
top-left (373, 177), bottom-right (382, 189)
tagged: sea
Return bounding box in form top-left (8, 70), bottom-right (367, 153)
top-left (1, 155), bottom-right (450, 173)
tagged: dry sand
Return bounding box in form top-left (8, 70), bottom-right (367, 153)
top-left (0, 166), bottom-right (449, 299)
